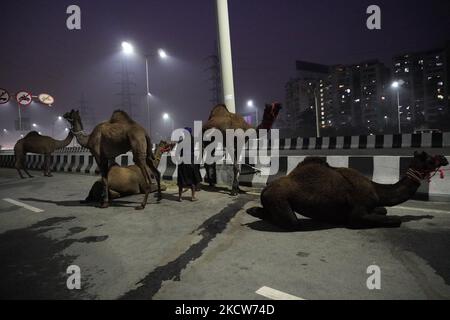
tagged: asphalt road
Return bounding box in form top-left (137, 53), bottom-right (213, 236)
top-left (0, 168), bottom-right (449, 300)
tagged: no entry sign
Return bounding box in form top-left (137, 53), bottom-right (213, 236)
top-left (0, 88), bottom-right (9, 104)
top-left (16, 91), bottom-right (32, 106)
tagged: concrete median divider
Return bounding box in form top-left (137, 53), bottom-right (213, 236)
top-left (1, 134), bottom-right (450, 201)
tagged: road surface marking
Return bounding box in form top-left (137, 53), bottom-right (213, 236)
top-left (256, 286), bottom-right (305, 300)
top-left (3, 198), bottom-right (44, 213)
top-left (393, 206), bottom-right (450, 215)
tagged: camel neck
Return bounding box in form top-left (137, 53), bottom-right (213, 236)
top-left (54, 132), bottom-right (74, 150)
top-left (372, 175), bottom-right (421, 207)
top-left (256, 119), bottom-right (274, 131)
top-left (72, 130), bottom-right (90, 148)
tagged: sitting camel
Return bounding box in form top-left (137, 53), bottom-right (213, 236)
top-left (202, 103), bottom-right (282, 195)
top-left (63, 109), bottom-right (161, 210)
top-left (14, 131), bottom-right (73, 178)
top-left (248, 152), bottom-right (449, 229)
top-left (84, 140), bottom-right (175, 202)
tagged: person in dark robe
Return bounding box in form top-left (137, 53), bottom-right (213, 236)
top-left (177, 127), bottom-right (202, 202)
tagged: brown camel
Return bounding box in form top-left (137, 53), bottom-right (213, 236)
top-left (203, 103), bottom-right (282, 195)
top-left (63, 109), bottom-right (161, 210)
top-left (14, 131), bottom-right (73, 178)
top-left (84, 140), bottom-right (176, 202)
top-left (248, 152), bottom-right (449, 229)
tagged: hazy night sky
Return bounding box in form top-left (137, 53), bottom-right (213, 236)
top-left (0, 0), bottom-right (449, 145)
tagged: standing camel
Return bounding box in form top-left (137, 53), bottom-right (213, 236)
top-left (84, 140), bottom-right (175, 202)
top-left (63, 109), bottom-right (161, 210)
top-left (248, 152), bottom-right (449, 229)
top-left (14, 131), bottom-right (73, 178)
top-left (202, 103), bottom-right (282, 195)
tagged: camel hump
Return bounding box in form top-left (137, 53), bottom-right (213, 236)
top-left (209, 104), bottom-right (229, 119)
top-left (302, 157), bottom-right (330, 167)
top-left (25, 131), bottom-right (40, 137)
top-left (110, 110), bottom-right (134, 123)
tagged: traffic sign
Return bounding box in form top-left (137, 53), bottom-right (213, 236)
top-left (38, 93), bottom-right (55, 106)
top-left (16, 91), bottom-right (32, 106)
top-left (0, 88), bottom-right (9, 104)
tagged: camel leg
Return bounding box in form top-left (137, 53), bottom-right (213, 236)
top-left (260, 194), bottom-right (299, 230)
top-left (146, 157), bottom-right (162, 201)
top-left (16, 169), bottom-right (26, 179)
top-left (349, 206), bottom-right (401, 228)
top-left (23, 168), bottom-right (33, 178)
top-left (109, 189), bottom-right (121, 200)
top-left (231, 162), bottom-right (240, 196)
top-left (134, 156), bottom-right (154, 210)
top-left (371, 207), bottom-right (388, 216)
top-left (98, 159), bottom-right (110, 208)
top-left (45, 154), bottom-right (53, 177)
top-left (43, 154), bottom-right (49, 176)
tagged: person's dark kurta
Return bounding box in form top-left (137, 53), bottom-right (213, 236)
top-left (177, 137), bottom-right (202, 187)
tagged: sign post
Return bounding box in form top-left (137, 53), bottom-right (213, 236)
top-left (15, 91), bottom-right (32, 131)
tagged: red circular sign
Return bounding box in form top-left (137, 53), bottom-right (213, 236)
top-left (16, 91), bottom-right (32, 106)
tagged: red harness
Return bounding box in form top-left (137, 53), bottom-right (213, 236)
top-left (406, 155), bottom-right (449, 183)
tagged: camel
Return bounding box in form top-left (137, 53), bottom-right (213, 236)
top-left (248, 152), bottom-right (449, 229)
top-left (202, 103), bottom-right (282, 195)
top-left (84, 140), bottom-right (175, 202)
top-left (63, 109), bottom-right (161, 210)
top-left (14, 131), bottom-right (73, 178)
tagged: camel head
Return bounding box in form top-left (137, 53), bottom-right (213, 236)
top-left (409, 151), bottom-right (449, 180)
top-left (263, 102), bottom-right (282, 121)
top-left (258, 102), bottom-right (282, 130)
top-left (63, 109), bottom-right (83, 132)
top-left (157, 140), bottom-right (176, 154)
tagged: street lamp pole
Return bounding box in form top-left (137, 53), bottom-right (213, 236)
top-left (313, 88), bottom-right (320, 138)
top-left (392, 81), bottom-right (402, 135)
top-left (145, 56), bottom-right (152, 135)
top-left (216, 0), bottom-right (236, 113)
top-left (396, 89), bottom-right (401, 134)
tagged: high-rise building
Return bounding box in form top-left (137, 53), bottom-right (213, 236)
top-left (318, 60), bottom-right (390, 134)
top-left (358, 60), bottom-right (391, 132)
top-left (282, 61), bottom-right (329, 129)
top-left (284, 43), bottom-right (449, 136)
top-left (392, 43), bottom-right (449, 130)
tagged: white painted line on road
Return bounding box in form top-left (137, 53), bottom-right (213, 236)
top-left (3, 198), bottom-right (44, 213)
top-left (393, 206), bottom-right (450, 215)
top-left (256, 286), bottom-right (305, 300)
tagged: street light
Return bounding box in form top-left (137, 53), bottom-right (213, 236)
top-left (52, 116), bottom-right (63, 136)
top-left (121, 41), bottom-right (134, 55)
top-left (32, 123), bottom-right (37, 128)
top-left (391, 80), bottom-right (403, 134)
top-left (162, 113), bottom-right (174, 133)
top-left (246, 100), bottom-right (258, 126)
top-left (158, 49), bottom-right (168, 59)
top-left (121, 41), bottom-right (168, 136)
